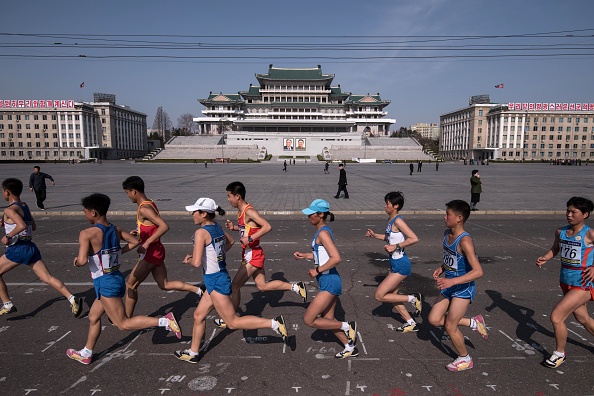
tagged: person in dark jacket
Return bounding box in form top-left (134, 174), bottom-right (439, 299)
top-left (28, 166), bottom-right (54, 210)
top-left (470, 169), bottom-right (482, 211)
top-left (334, 163), bottom-right (349, 199)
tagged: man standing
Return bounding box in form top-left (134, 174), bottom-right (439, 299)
top-left (28, 166), bottom-right (54, 210)
top-left (470, 169), bottom-right (482, 211)
top-left (334, 163), bottom-right (349, 199)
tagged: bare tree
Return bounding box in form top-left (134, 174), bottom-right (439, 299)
top-left (177, 113), bottom-right (196, 135)
top-left (152, 106), bottom-right (173, 140)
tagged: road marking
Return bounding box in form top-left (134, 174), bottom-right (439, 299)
top-left (467, 221), bottom-right (548, 250)
top-left (42, 331), bottom-right (71, 352)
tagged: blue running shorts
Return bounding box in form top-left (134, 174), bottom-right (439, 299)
top-left (204, 271), bottom-right (232, 296)
top-left (317, 272), bottom-right (342, 296)
top-left (5, 241), bottom-right (42, 265)
top-left (390, 255), bottom-right (412, 276)
top-left (440, 281), bottom-right (476, 302)
top-left (93, 272), bottom-right (126, 300)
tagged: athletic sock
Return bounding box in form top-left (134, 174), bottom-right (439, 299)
top-left (344, 342), bottom-right (355, 352)
top-left (271, 319), bottom-right (279, 331)
top-left (459, 354), bottom-right (471, 361)
top-left (68, 295), bottom-right (75, 304)
top-left (407, 295), bottom-right (415, 303)
top-left (158, 318), bottom-right (169, 327)
top-left (3, 301), bottom-right (13, 308)
top-left (340, 322), bottom-right (349, 332)
top-left (552, 350), bottom-right (565, 358)
top-left (187, 349), bottom-right (199, 356)
top-left (291, 283), bottom-right (299, 293)
top-left (469, 318), bottom-right (477, 330)
top-left (406, 318), bottom-right (416, 326)
top-left (80, 347), bottom-right (92, 357)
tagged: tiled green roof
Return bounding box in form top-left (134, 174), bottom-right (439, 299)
top-left (256, 66), bottom-right (334, 81)
top-left (199, 94), bottom-right (243, 103)
top-left (348, 94), bottom-right (390, 104)
top-left (239, 86), bottom-right (261, 96)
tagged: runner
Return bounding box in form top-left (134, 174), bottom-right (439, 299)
top-left (122, 176), bottom-right (204, 317)
top-left (536, 196), bottom-right (594, 368)
top-left (293, 199), bottom-right (358, 359)
top-left (365, 191), bottom-right (422, 332)
top-left (214, 181), bottom-right (306, 329)
top-left (0, 178), bottom-right (82, 317)
top-left (174, 197), bottom-right (288, 363)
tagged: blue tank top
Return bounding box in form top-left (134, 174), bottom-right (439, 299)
top-left (312, 225), bottom-right (339, 276)
top-left (200, 223), bottom-right (227, 275)
top-left (559, 224), bottom-right (594, 287)
top-left (442, 231), bottom-right (473, 279)
top-left (87, 223), bottom-right (121, 279)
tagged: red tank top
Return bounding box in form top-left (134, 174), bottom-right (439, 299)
top-left (137, 200), bottom-right (161, 245)
top-left (238, 204), bottom-right (260, 248)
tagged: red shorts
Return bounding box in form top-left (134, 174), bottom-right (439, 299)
top-left (140, 242), bottom-right (165, 266)
top-left (560, 282), bottom-right (594, 301)
top-left (242, 246), bottom-right (265, 269)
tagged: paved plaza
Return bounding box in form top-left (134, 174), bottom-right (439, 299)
top-left (0, 160), bottom-right (594, 395)
top-left (0, 160), bottom-right (592, 215)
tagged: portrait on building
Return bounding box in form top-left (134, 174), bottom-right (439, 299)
top-left (296, 138), bottom-right (306, 151)
top-left (283, 138), bottom-right (294, 150)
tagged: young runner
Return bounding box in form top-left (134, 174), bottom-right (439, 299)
top-left (67, 193), bottom-right (182, 365)
top-left (293, 199), bottom-right (358, 359)
top-left (0, 178), bottom-right (82, 317)
top-left (536, 196), bottom-right (594, 368)
top-left (427, 200), bottom-right (488, 372)
top-left (365, 191), bottom-right (422, 332)
top-left (122, 176), bottom-right (204, 317)
top-left (214, 181), bottom-right (306, 328)
top-left (174, 198), bottom-right (288, 363)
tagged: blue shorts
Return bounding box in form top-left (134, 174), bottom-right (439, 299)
top-left (5, 241), bottom-right (42, 265)
top-left (93, 272), bottom-right (126, 300)
top-left (204, 271), bottom-right (232, 296)
top-left (317, 272), bottom-right (342, 296)
top-left (390, 255), bottom-right (412, 276)
top-left (440, 281), bottom-right (476, 302)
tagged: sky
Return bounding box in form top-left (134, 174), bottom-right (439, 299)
top-left (2, 0), bottom-right (594, 129)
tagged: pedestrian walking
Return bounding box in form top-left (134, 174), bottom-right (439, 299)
top-left (283, 160), bottom-right (287, 172)
top-left (334, 163), bottom-right (349, 199)
top-left (409, 163), bottom-right (414, 176)
top-left (470, 170), bottom-right (482, 211)
top-left (28, 166), bottom-right (54, 210)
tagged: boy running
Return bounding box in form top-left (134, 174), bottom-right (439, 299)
top-left (428, 200), bottom-right (488, 372)
top-left (67, 193), bottom-right (182, 365)
top-left (365, 191), bottom-right (422, 332)
top-left (0, 178), bottom-right (82, 317)
top-left (215, 181), bottom-right (306, 328)
top-left (536, 196), bottom-right (594, 368)
top-left (122, 176), bottom-right (204, 317)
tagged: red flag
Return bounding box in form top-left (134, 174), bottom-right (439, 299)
top-left (80, 82), bottom-right (85, 88)
top-left (494, 83), bottom-right (504, 88)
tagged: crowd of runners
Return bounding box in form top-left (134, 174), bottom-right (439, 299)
top-left (1, 175), bottom-right (593, 372)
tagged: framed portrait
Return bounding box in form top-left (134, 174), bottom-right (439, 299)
top-left (295, 138), bottom-right (306, 151)
top-left (283, 138), bottom-right (294, 150)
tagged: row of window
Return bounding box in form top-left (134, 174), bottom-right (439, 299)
top-left (500, 151), bottom-right (593, 158)
top-left (0, 132), bottom-right (57, 139)
top-left (0, 114), bottom-right (56, 121)
top-left (0, 150), bottom-right (83, 157)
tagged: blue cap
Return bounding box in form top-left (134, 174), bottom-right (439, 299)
top-left (302, 199), bottom-right (330, 215)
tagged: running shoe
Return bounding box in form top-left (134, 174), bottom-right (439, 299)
top-left (296, 281), bottom-right (307, 303)
top-left (345, 321), bottom-right (358, 345)
top-left (71, 297), bottom-right (83, 318)
top-left (214, 318), bottom-right (227, 329)
top-left (335, 345), bottom-right (359, 359)
top-left (446, 355), bottom-right (473, 372)
top-left (197, 284), bottom-right (206, 297)
top-left (164, 312), bottom-right (182, 339)
top-left (66, 349), bottom-right (92, 365)
top-left (0, 304), bottom-right (17, 316)
top-left (396, 323), bottom-right (419, 333)
top-left (472, 314), bottom-right (488, 341)
top-left (174, 349), bottom-right (200, 364)
top-left (273, 315), bottom-right (288, 342)
top-left (544, 353), bottom-right (566, 368)
top-left (412, 292), bottom-right (423, 316)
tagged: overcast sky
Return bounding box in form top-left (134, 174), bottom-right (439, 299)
top-left (2, 0), bottom-right (594, 129)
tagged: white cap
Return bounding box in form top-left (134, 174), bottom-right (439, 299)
top-left (185, 197), bottom-right (217, 213)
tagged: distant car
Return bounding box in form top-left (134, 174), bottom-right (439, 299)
top-left (382, 159), bottom-right (393, 164)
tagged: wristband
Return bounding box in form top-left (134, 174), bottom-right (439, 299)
top-left (395, 243), bottom-right (401, 251)
top-left (247, 236), bottom-right (253, 243)
top-left (315, 266), bottom-right (321, 274)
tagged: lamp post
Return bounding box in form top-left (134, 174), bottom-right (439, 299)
top-left (220, 117), bottom-right (228, 161)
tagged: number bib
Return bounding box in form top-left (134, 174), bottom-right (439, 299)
top-left (89, 247), bottom-right (121, 279)
top-left (559, 239), bottom-right (581, 266)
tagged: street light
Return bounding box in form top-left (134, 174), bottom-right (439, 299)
top-left (220, 117), bottom-right (228, 161)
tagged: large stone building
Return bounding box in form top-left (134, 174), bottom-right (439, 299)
top-left (0, 94), bottom-right (147, 161)
top-left (194, 65), bottom-right (395, 157)
top-left (440, 96), bottom-right (594, 161)
top-left (410, 123), bottom-right (439, 140)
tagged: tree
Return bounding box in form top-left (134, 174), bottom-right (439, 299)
top-left (152, 106), bottom-right (173, 140)
top-left (177, 113), bottom-right (196, 135)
